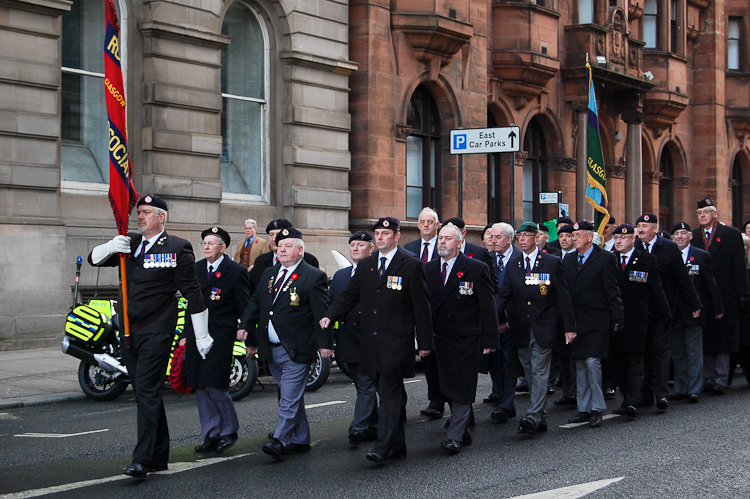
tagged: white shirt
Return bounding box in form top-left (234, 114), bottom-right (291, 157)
top-left (420, 236), bottom-right (437, 261)
top-left (350, 263), bottom-right (358, 277)
top-left (522, 247), bottom-right (539, 271)
top-left (619, 248), bottom-right (635, 267)
top-left (207, 255), bottom-right (224, 274)
top-left (439, 254), bottom-right (458, 284)
top-left (135, 230), bottom-right (165, 257)
top-left (562, 249), bottom-right (576, 258)
top-left (681, 245), bottom-right (691, 264)
top-left (604, 238), bottom-right (615, 252)
top-left (498, 246), bottom-right (514, 268)
top-left (377, 246), bottom-right (398, 272)
top-left (268, 258), bottom-right (303, 343)
top-left (644, 235), bottom-right (658, 253)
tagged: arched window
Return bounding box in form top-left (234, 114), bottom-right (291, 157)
top-left (221, 2), bottom-right (268, 201)
top-left (406, 86), bottom-right (441, 218)
top-left (522, 118), bottom-right (548, 222)
top-left (731, 156), bottom-right (743, 228)
top-left (658, 147), bottom-right (674, 229)
top-left (61, 0), bottom-right (125, 187)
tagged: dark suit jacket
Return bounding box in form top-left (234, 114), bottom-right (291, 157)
top-left (638, 236), bottom-right (701, 317)
top-left (612, 249), bottom-right (670, 354)
top-left (328, 267), bottom-right (362, 364)
top-left (425, 253), bottom-right (499, 404)
top-left (88, 231), bottom-right (206, 323)
top-left (404, 238), bottom-right (439, 262)
top-left (563, 246), bottom-right (623, 359)
top-left (679, 246), bottom-right (723, 326)
top-left (497, 251), bottom-right (576, 350)
top-left (248, 250), bottom-right (319, 296)
top-left (240, 259), bottom-right (331, 364)
top-left (540, 243), bottom-right (562, 257)
top-left (185, 257), bottom-right (251, 388)
top-left (324, 247), bottom-right (434, 379)
top-left (464, 241), bottom-right (499, 294)
top-left (691, 223), bottom-right (748, 312)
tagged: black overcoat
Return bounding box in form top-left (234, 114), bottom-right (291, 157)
top-left (677, 245), bottom-right (723, 327)
top-left (328, 267), bottom-right (362, 364)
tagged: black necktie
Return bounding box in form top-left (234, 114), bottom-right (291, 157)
top-left (705, 230), bottom-right (711, 240)
top-left (138, 240), bottom-right (148, 258)
top-left (273, 269), bottom-right (287, 301)
top-left (645, 242), bottom-right (650, 253)
top-left (578, 254), bottom-right (584, 268)
top-left (621, 255), bottom-right (627, 270)
top-left (525, 256), bottom-right (532, 273)
top-left (378, 257), bottom-right (387, 279)
top-left (441, 262), bottom-right (448, 285)
top-left (208, 264), bottom-right (214, 277)
top-left (421, 242), bottom-right (429, 263)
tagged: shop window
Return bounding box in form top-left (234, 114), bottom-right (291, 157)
top-left (406, 87), bottom-right (441, 218)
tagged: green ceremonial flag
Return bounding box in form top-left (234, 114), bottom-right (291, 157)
top-left (585, 62), bottom-right (611, 236)
top-left (544, 220), bottom-right (558, 241)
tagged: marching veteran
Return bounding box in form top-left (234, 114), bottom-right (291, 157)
top-left (88, 195), bottom-right (211, 478)
top-left (496, 221), bottom-right (576, 435)
top-left (320, 217), bottom-right (433, 464)
top-left (425, 223), bottom-right (498, 453)
top-left (185, 226), bottom-right (251, 453)
top-left (237, 227), bottom-right (331, 461)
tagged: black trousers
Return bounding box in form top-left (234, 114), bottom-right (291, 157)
top-left (642, 319), bottom-right (670, 401)
top-left (611, 351), bottom-right (644, 408)
top-left (372, 373), bottom-right (407, 457)
top-left (421, 353), bottom-right (445, 409)
top-left (121, 308), bottom-right (175, 467)
top-left (554, 342), bottom-right (576, 399)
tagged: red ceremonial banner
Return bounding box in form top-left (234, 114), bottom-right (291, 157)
top-left (104, 0), bottom-right (137, 235)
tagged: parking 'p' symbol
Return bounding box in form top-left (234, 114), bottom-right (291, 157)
top-left (454, 134), bottom-right (467, 150)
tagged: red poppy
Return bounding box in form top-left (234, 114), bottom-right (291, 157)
top-left (467, 253), bottom-right (474, 258)
top-left (290, 273), bottom-right (299, 280)
top-left (457, 271), bottom-right (464, 278)
top-left (689, 256), bottom-right (695, 262)
top-left (716, 237), bottom-right (721, 242)
top-left (215, 272), bottom-right (221, 278)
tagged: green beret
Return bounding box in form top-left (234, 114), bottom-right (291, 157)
top-left (517, 221), bottom-right (539, 233)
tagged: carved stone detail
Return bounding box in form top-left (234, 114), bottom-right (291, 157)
top-left (610, 11), bottom-right (626, 65)
top-left (609, 165), bottom-right (627, 178)
top-left (644, 171), bottom-right (662, 184)
top-left (549, 157), bottom-right (577, 172)
top-left (395, 124), bottom-right (412, 142)
top-left (677, 176), bottom-right (690, 188)
top-left (596, 35), bottom-right (605, 55)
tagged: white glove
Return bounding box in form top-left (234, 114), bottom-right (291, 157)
top-left (91, 235), bottom-right (131, 264)
top-left (191, 309), bottom-right (213, 359)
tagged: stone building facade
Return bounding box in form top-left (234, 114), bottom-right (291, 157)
top-left (0, 0), bottom-right (355, 349)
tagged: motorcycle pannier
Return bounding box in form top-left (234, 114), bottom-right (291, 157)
top-left (65, 305), bottom-right (112, 345)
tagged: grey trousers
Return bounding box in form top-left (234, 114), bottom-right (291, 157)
top-left (195, 387), bottom-right (239, 440)
top-left (517, 331), bottom-right (552, 427)
top-left (704, 353), bottom-right (730, 388)
top-left (268, 345), bottom-right (311, 446)
top-left (670, 322), bottom-right (703, 396)
top-left (446, 402), bottom-right (472, 442)
top-left (575, 357), bottom-right (605, 412)
top-left (347, 362), bottom-right (379, 433)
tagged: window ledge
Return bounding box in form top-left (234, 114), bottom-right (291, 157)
top-left (221, 192), bottom-right (266, 205)
top-left (60, 180), bottom-right (109, 196)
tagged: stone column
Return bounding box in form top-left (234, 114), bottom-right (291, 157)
top-left (622, 106), bottom-right (644, 223)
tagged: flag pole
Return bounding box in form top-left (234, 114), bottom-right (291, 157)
top-left (119, 255), bottom-right (132, 348)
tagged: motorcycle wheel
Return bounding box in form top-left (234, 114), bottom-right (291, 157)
top-left (229, 355), bottom-right (258, 401)
top-left (78, 360), bottom-right (128, 401)
top-left (306, 351), bottom-right (331, 392)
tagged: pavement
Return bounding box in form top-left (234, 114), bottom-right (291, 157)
top-left (0, 344), bottom-right (88, 410)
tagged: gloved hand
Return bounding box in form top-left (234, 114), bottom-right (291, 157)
top-left (91, 235), bottom-right (131, 264)
top-left (191, 309), bottom-right (213, 359)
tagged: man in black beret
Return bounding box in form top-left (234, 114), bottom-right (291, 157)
top-left (636, 212), bottom-right (701, 410)
top-left (548, 216), bottom-right (574, 251)
top-left (329, 231), bottom-right (379, 444)
top-left (671, 221), bottom-right (723, 402)
top-left (602, 216), bottom-right (617, 252)
top-left (321, 217), bottom-right (433, 464)
top-left (88, 194), bottom-right (209, 477)
top-left (186, 226), bottom-right (251, 452)
top-left (537, 223), bottom-right (561, 257)
top-left (551, 222), bottom-right (578, 407)
top-left (690, 198), bottom-right (746, 394)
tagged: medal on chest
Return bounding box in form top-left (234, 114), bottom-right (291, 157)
top-left (458, 281), bottom-right (473, 295)
top-left (387, 276), bottom-right (403, 290)
top-left (289, 287), bottom-right (300, 306)
top-left (143, 253), bottom-right (177, 269)
top-left (210, 287), bottom-right (221, 301)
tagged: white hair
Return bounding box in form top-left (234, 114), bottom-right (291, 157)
top-left (418, 207), bottom-right (439, 222)
top-left (492, 222), bottom-right (515, 241)
top-left (440, 223), bottom-right (463, 241)
top-left (244, 219), bottom-right (257, 228)
top-left (154, 207), bottom-right (168, 223)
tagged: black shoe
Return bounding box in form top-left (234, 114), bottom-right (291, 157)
top-left (262, 438), bottom-right (286, 461)
top-left (216, 433), bottom-right (238, 452)
top-left (554, 396), bottom-right (577, 407)
top-left (365, 452), bottom-right (386, 464)
top-left (386, 448), bottom-right (407, 461)
top-left (517, 417), bottom-right (536, 434)
top-left (124, 462), bottom-right (149, 478)
top-left (547, 387), bottom-right (555, 395)
top-left (148, 463), bottom-right (168, 472)
top-left (441, 439), bottom-right (462, 454)
top-left (626, 405), bottom-right (637, 418)
top-left (613, 406), bottom-right (627, 415)
top-left (637, 397), bottom-right (654, 408)
top-left (713, 385), bottom-right (726, 395)
top-left (483, 394), bottom-right (500, 404)
top-left (444, 417), bottom-right (452, 428)
top-left (568, 412), bottom-right (591, 424)
top-left (656, 397), bottom-right (669, 411)
top-left (490, 407), bottom-right (512, 423)
top-left (589, 410), bottom-right (602, 427)
top-left (349, 430), bottom-right (364, 445)
top-left (362, 430), bottom-right (378, 442)
top-left (285, 442), bottom-right (311, 454)
top-left (537, 422), bottom-right (548, 432)
top-left (604, 388), bottom-right (616, 399)
top-left (687, 394), bottom-right (699, 404)
top-left (668, 393), bottom-right (687, 401)
top-left (462, 432), bottom-right (473, 445)
top-left (702, 383), bottom-right (714, 393)
top-left (195, 437), bottom-right (220, 453)
top-left (420, 407), bottom-right (444, 419)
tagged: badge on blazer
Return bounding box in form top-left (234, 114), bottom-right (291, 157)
top-left (458, 282), bottom-right (473, 295)
top-left (688, 264), bottom-right (700, 276)
top-left (629, 270), bottom-right (648, 282)
top-left (157, 236), bottom-right (167, 246)
top-left (289, 287), bottom-right (300, 306)
top-left (539, 284), bottom-right (548, 296)
top-left (210, 287), bottom-right (221, 301)
top-left (387, 276), bottom-right (403, 290)
top-left (268, 276), bottom-right (275, 293)
top-left (525, 273), bottom-right (550, 286)
top-left (143, 253), bottom-right (176, 269)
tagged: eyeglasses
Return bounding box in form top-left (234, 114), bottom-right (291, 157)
top-left (696, 208), bottom-right (715, 215)
top-left (418, 220), bottom-right (436, 226)
top-left (202, 241), bottom-right (222, 247)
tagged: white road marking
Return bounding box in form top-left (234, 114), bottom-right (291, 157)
top-left (0, 413), bottom-right (20, 420)
top-left (404, 380), bottom-right (421, 384)
top-left (306, 400), bottom-right (346, 409)
top-left (0, 453), bottom-right (251, 499)
top-left (505, 477), bottom-right (624, 499)
top-left (14, 429), bottom-right (109, 438)
top-left (559, 414), bottom-right (620, 429)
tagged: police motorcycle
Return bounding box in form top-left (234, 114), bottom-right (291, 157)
top-left (61, 257), bottom-right (258, 401)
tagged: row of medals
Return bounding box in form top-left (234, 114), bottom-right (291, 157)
top-left (143, 254), bottom-right (177, 269)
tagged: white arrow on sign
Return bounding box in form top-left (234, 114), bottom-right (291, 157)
top-left (505, 477), bottom-right (625, 499)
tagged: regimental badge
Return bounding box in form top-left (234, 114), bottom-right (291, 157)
top-left (458, 281), bottom-right (474, 295)
top-left (157, 236), bottom-right (167, 246)
top-left (143, 253), bottom-right (177, 269)
top-left (387, 276), bottom-right (403, 290)
top-left (144, 196), bottom-right (152, 203)
top-left (540, 284), bottom-right (548, 296)
top-left (289, 287), bottom-right (300, 306)
top-left (210, 287), bottom-right (221, 301)
top-left (211, 227), bottom-right (218, 233)
top-left (268, 276), bottom-right (275, 293)
top-left (629, 270), bottom-right (649, 282)
top-left (688, 264), bottom-right (700, 276)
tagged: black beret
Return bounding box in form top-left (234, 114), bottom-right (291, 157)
top-left (137, 194), bottom-right (168, 211)
top-left (557, 224), bottom-right (574, 234)
top-left (697, 197), bottom-right (715, 209)
top-left (635, 213), bottom-right (658, 224)
top-left (614, 224), bottom-right (635, 235)
top-left (275, 226), bottom-right (303, 243)
top-left (373, 217), bottom-right (400, 232)
top-left (442, 217), bottom-right (466, 229)
top-left (607, 216), bottom-right (616, 226)
top-left (349, 230), bottom-right (373, 243)
top-left (517, 221), bottom-right (539, 233)
top-left (201, 226), bottom-right (231, 247)
top-left (265, 218), bottom-right (293, 234)
top-left (557, 216), bottom-right (574, 226)
top-left (480, 223), bottom-right (494, 240)
top-left (572, 221), bottom-right (595, 231)
top-left (538, 224), bottom-right (549, 233)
